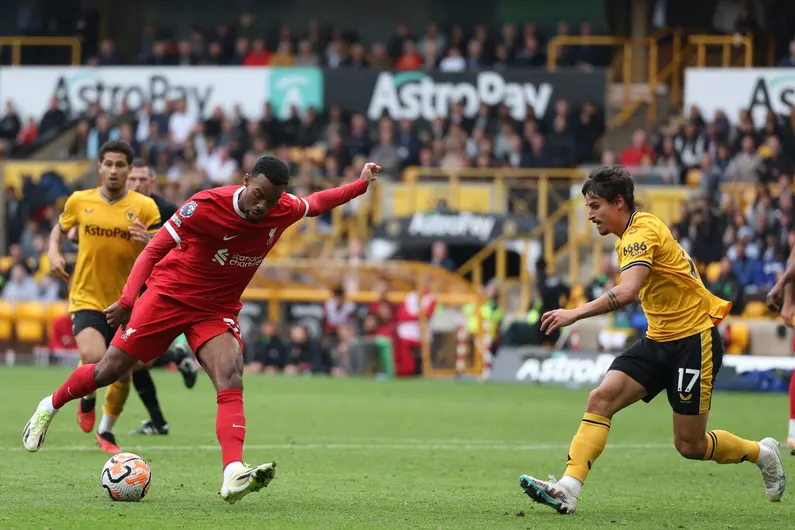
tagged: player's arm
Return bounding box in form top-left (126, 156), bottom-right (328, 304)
top-left (767, 246), bottom-right (795, 315)
top-left (540, 225), bottom-right (657, 335)
top-left (129, 199), bottom-right (163, 246)
top-left (573, 266), bottom-right (648, 320)
top-left (302, 163), bottom-right (380, 217)
top-left (49, 194), bottom-right (78, 281)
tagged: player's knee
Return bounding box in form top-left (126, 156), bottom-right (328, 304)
top-left (93, 348), bottom-right (136, 387)
top-left (674, 435), bottom-right (706, 460)
top-left (586, 386), bottom-right (618, 417)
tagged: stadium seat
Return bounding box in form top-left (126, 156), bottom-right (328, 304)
top-left (0, 300), bottom-right (14, 342)
top-left (0, 256), bottom-right (14, 274)
top-left (14, 302), bottom-right (46, 344)
top-left (685, 169), bottom-right (702, 187)
top-left (726, 324), bottom-right (750, 355)
top-left (742, 301), bottom-right (767, 319)
top-left (705, 262), bottom-right (721, 284)
top-left (565, 284), bottom-right (587, 310)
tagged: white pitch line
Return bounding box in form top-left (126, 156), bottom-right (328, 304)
top-left (0, 442), bottom-right (673, 453)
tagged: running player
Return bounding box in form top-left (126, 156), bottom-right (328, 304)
top-left (24, 156), bottom-right (379, 503)
top-left (764, 245), bottom-right (795, 454)
top-left (518, 165), bottom-right (785, 514)
top-left (126, 158), bottom-right (198, 436)
top-left (48, 140), bottom-right (161, 453)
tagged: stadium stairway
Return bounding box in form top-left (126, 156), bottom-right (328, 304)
top-left (601, 82), bottom-right (674, 155)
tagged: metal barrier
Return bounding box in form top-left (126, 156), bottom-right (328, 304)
top-left (0, 36), bottom-right (82, 66)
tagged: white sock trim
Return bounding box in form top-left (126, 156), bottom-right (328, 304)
top-left (223, 461), bottom-right (246, 483)
top-left (40, 395), bottom-right (57, 415)
top-left (788, 419), bottom-right (795, 439)
top-left (97, 413), bottom-right (118, 435)
top-left (559, 475), bottom-right (583, 498)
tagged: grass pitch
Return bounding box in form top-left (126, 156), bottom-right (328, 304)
top-left (1, 367), bottom-right (793, 529)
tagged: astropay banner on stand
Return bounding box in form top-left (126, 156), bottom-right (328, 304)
top-left (324, 69), bottom-right (606, 122)
top-left (684, 68), bottom-right (795, 124)
top-left (0, 67), bottom-right (324, 121)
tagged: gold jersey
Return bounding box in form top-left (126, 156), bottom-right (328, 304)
top-left (615, 211), bottom-right (731, 342)
top-left (59, 188), bottom-right (161, 313)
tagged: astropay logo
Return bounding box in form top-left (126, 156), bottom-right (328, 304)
top-left (367, 71), bottom-right (553, 121)
top-left (213, 248), bottom-right (229, 266)
top-left (408, 212), bottom-right (496, 242)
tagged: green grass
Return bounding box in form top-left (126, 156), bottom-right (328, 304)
top-left (1, 367), bottom-right (794, 529)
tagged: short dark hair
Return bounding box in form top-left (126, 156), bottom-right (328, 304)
top-left (252, 155), bottom-right (290, 186)
top-left (581, 165), bottom-right (636, 211)
top-left (99, 140), bottom-right (134, 165)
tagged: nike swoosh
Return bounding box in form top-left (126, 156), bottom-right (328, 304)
top-left (223, 235), bottom-right (239, 241)
top-left (232, 424), bottom-right (246, 429)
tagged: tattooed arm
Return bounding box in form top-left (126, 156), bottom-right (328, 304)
top-left (540, 265), bottom-right (649, 334)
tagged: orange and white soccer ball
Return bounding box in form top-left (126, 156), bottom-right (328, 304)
top-left (101, 452), bottom-right (152, 502)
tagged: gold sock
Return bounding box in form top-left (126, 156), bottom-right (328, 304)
top-left (102, 379), bottom-right (131, 418)
top-left (703, 430), bottom-right (760, 464)
top-left (563, 413), bottom-right (611, 483)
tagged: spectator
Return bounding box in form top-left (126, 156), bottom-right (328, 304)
top-left (620, 129), bottom-right (656, 167)
top-left (2, 264), bottom-right (40, 301)
top-left (38, 97), bottom-right (68, 138)
top-left (439, 47), bottom-right (466, 72)
top-left (709, 257), bottom-right (743, 315)
top-left (0, 102), bottom-right (21, 146)
top-left (284, 324), bottom-right (331, 375)
top-left (244, 38), bottom-right (271, 66)
top-left (245, 321), bottom-right (289, 375)
top-left (429, 241), bottom-right (455, 271)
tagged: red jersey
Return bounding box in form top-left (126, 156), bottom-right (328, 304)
top-left (119, 180), bottom-right (370, 314)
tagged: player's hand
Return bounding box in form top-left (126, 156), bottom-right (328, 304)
top-left (67, 226), bottom-right (79, 243)
top-left (104, 302), bottom-right (132, 329)
top-left (129, 219), bottom-right (148, 244)
top-left (360, 162), bottom-right (381, 184)
top-left (782, 304), bottom-right (795, 328)
top-left (767, 282), bottom-right (784, 312)
top-left (540, 308), bottom-right (578, 335)
top-left (48, 252), bottom-right (69, 282)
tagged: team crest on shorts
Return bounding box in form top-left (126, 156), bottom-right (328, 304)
top-left (125, 210), bottom-right (136, 222)
top-left (180, 201), bottom-right (197, 218)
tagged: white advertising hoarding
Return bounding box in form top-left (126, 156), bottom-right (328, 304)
top-left (0, 67), bottom-right (323, 121)
top-left (684, 67), bottom-right (795, 124)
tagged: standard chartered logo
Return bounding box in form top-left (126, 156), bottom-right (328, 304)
top-left (268, 68), bottom-right (324, 119)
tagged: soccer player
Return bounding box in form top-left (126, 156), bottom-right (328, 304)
top-left (764, 246), bottom-right (795, 454)
top-left (24, 156), bottom-right (380, 503)
top-left (518, 166), bottom-right (785, 515)
top-left (126, 159), bottom-right (198, 435)
top-left (48, 140), bottom-right (161, 453)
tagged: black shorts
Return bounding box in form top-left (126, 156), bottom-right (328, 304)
top-left (609, 326), bottom-right (723, 415)
top-left (71, 310), bottom-right (117, 348)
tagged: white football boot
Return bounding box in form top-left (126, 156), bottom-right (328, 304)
top-left (221, 462), bottom-right (277, 504)
top-left (22, 397), bottom-right (56, 452)
top-left (519, 474), bottom-right (578, 515)
top-left (756, 438), bottom-right (786, 502)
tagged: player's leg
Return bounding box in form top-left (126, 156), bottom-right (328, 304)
top-left (788, 373), bottom-right (795, 454)
top-left (187, 321), bottom-right (275, 504)
top-left (130, 364), bottom-right (170, 435)
top-left (96, 323), bottom-right (131, 453)
top-left (520, 338), bottom-right (659, 514)
top-left (72, 311), bottom-right (109, 433)
top-left (22, 346), bottom-right (137, 452)
top-left (671, 327), bottom-right (785, 501)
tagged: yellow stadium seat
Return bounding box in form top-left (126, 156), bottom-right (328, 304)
top-left (15, 301), bottom-right (46, 344)
top-left (685, 169), bottom-right (702, 187)
top-left (15, 319), bottom-right (44, 343)
top-left (726, 324), bottom-right (750, 355)
top-left (45, 301), bottom-right (69, 320)
top-left (705, 262), bottom-right (722, 284)
top-left (0, 300), bottom-right (13, 342)
top-left (0, 256), bottom-right (14, 273)
top-left (742, 301), bottom-right (767, 319)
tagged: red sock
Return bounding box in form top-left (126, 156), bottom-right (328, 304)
top-left (216, 389), bottom-right (245, 469)
top-left (789, 374), bottom-right (795, 420)
top-left (52, 363), bottom-right (98, 409)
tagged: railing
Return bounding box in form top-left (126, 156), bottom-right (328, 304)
top-left (547, 30), bottom-right (758, 129)
top-left (0, 36), bottom-right (82, 66)
top-left (245, 258), bottom-right (485, 377)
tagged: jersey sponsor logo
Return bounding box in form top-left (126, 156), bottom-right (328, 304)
top-left (622, 241), bottom-right (647, 258)
top-left (169, 214), bottom-right (182, 227)
top-left (212, 248), bottom-right (264, 268)
top-left (180, 201), bottom-right (197, 218)
top-left (213, 248), bottom-right (229, 265)
top-left (125, 210), bottom-right (137, 222)
top-left (84, 224), bottom-right (132, 240)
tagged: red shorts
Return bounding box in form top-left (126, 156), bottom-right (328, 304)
top-left (110, 289), bottom-right (243, 364)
